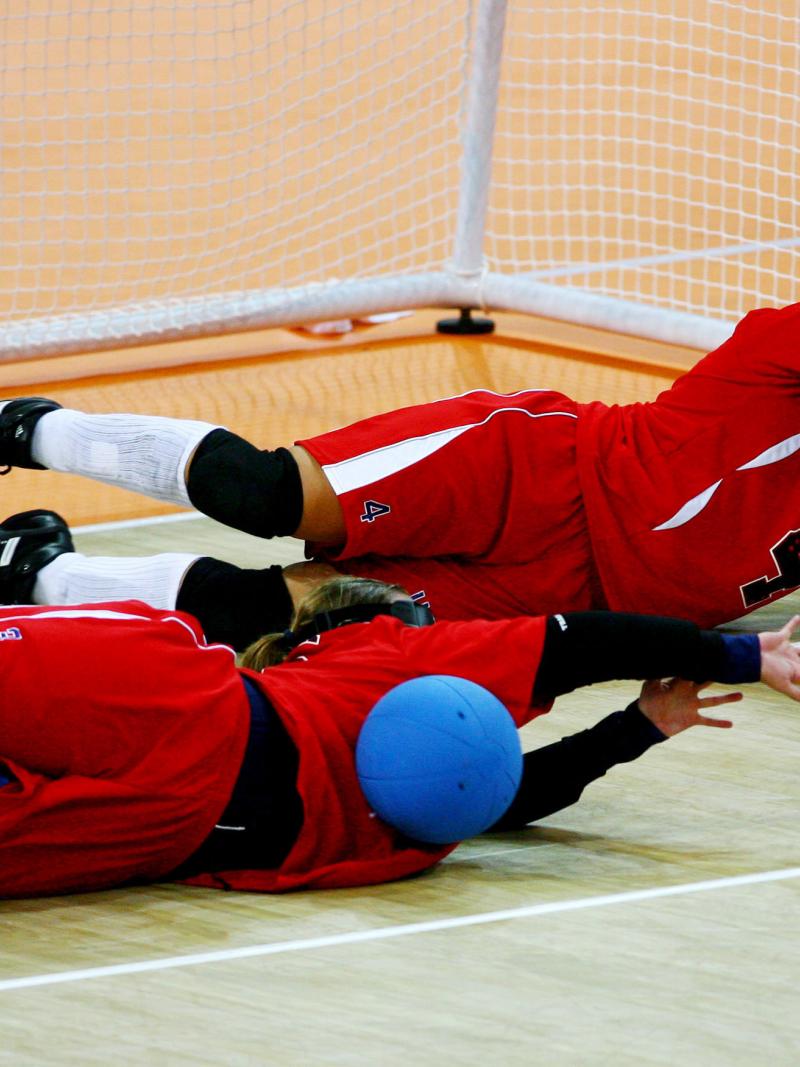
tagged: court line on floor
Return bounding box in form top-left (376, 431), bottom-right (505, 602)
top-left (74, 511), bottom-right (202, 535)
top-left (2, 866), bottom-right (798, 993)
top-left (458, 843), bottom-right (537, 860)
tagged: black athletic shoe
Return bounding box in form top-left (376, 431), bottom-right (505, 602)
top-left (0, 397), bottom-right (62, 473)
top-left (0, 510), bottom-right (74, 604)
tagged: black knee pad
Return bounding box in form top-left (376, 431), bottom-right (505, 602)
top-left (177, 557), bottom-right (294, 650)
top-left (186, 429), bottom-right (303, 538)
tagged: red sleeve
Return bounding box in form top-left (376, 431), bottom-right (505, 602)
top-left (395, 616), bottom-right (548, 726)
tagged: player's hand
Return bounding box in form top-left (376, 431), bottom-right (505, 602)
top-left (637, 678), bottom-right (740, 737)
top-left (758, 614), bottom-right (800, 701)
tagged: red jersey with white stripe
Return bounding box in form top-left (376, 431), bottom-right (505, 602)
top-left (299, 388), bottom-right (600, 620)
top-left (576, 303), bottom-right (800, 626)
top-left (300, 305), bottom-right (800, 628)
top-left (0, 603), bottom-right (546, 897)
top-left (0, 602), bottom-right (249, 898)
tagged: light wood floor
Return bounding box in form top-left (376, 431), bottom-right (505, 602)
top-left (0, 327), bottom-right (799, 1066)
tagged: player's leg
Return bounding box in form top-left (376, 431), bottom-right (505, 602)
top-left (0, 503), bottom-right (594, 646)
top-left (185, 427), bottom-right (344, 542)
top-left (0, 389), bottom-right (586, 561)
top-left (0, 509), bottom-right (297, 649)
top-left (298, 387), bottom-right (586, 563)
top-left (0, 397), bottom-right (345, 543)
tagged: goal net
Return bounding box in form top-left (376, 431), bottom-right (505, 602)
top-left (484, 1), bottom-right (800, 349)
top-left (2, 0), bottom-right (799, 361)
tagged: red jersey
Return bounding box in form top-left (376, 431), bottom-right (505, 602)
top-left (575, 303), bottom-right (800, 625)
top-left (0, 603), bottom-right (546, 897)
top-left (185, 613), bottom-right (547, 892)
top-left (0, 602), bottom-right (249, 898)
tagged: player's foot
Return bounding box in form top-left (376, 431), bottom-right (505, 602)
top-left (0, 397), bottom-right (62, 473)
top-left (0, 510), bottom-right (74, 603)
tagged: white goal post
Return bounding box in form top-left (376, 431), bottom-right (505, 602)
top-left (2, 1), bottom-right (799, 362)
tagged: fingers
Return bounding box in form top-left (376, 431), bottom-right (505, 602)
top-left (673, 680), bottom-right (741, 706)
top-left (696, 715), bottom-right (734, 729)
top-left (698, 691), bottom-right (743, 708)
top-left (664, 680), bottom-right (742, 706)
top-left (764, 672), bottom-right (800, 701)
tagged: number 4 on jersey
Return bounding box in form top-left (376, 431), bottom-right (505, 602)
top-left (360, 499), bottom-right (392, 524)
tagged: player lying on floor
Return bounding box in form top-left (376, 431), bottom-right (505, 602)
top-left (4, 303), bottom-right (800, 648)
top-left (1, 570), bottom-right (798, 899)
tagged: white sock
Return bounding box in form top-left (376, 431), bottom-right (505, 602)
top-left (33, 552), bottom-right (201, 610)
top-left (30, 410), bottom-right (223, 506)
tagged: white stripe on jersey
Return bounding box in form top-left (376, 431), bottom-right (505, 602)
top-left (429, 387), bottom-right (553, 404)
top-left (0, 608), bottom-right (152, 622)
top-left (159, 613), bottom-right (237, 657)
top-left (737, 431), bottom-right (800, 471)
top-left (0, 607), bottom-right (235, 657)
top-left (654, 430), bottom-right (800, 531)
top-left (322, 405), bottom-right (577, 496)
top-left (653, 481), bottom-right (723, 531)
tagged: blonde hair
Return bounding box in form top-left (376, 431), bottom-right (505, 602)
top-left (240, 574), bottom-right (408, 671)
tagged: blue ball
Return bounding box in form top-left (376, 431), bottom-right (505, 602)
top-left (356, 675), bottom-right (523, 844)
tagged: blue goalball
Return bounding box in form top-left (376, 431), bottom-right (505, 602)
top-left (355, 675), bottom-right (523, 844)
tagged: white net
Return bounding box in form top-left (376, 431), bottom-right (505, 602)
top-left (489, 1), bottom-right (800, 326)
top-left (3, 1), bottom-right (800, 360)
top-left (1, 0), bottom-right (468, 356)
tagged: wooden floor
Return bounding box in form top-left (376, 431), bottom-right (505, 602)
top-left (0, 325), bottom-right (799, 1066)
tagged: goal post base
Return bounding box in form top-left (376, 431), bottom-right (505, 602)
top-left (436, 308), bottom-right (495, 335)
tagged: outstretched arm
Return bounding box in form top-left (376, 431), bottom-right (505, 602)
top-left (533, 612), bottom-right (800, 704)
top-left (489, 677), bottom-right (742, 831)
top-left (496, 613), bottom-right (800, 832)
